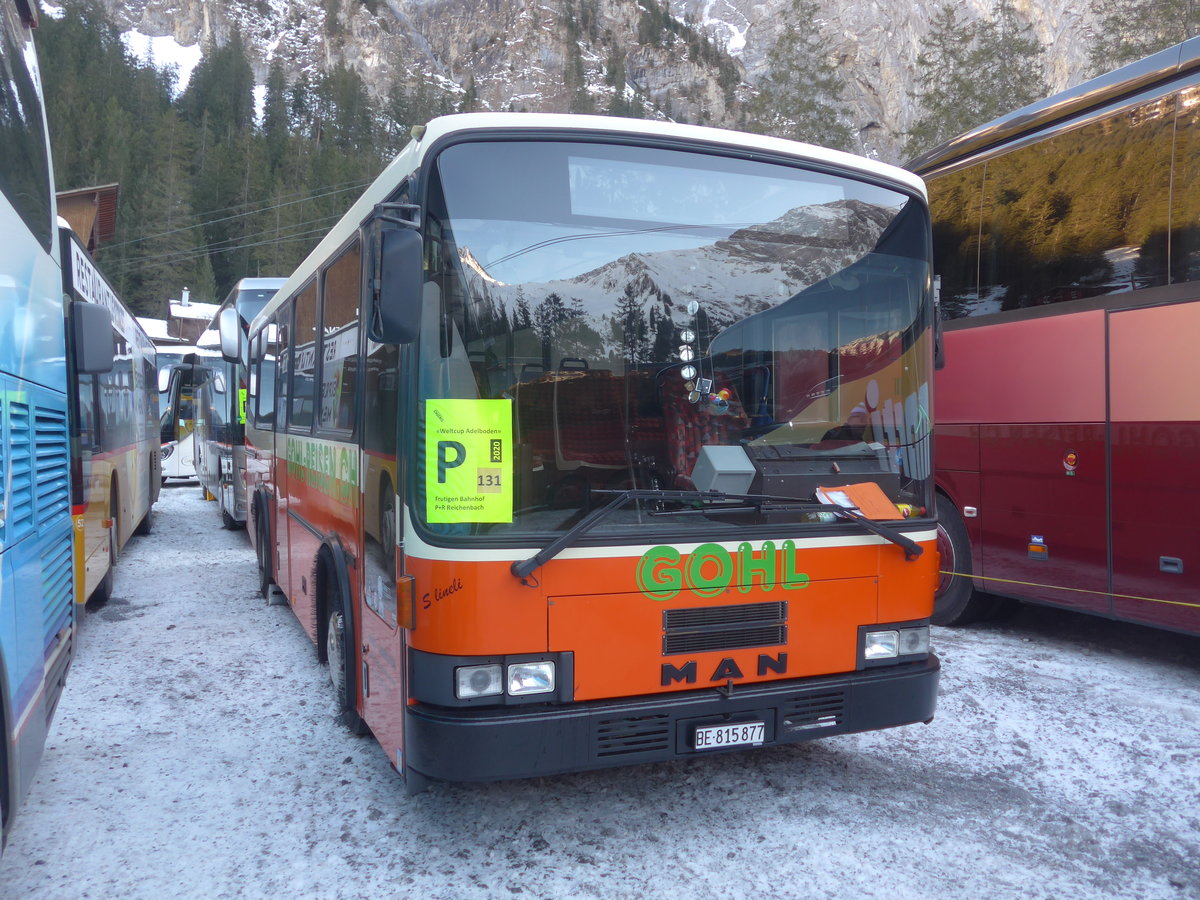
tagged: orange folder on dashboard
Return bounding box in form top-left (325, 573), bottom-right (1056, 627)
top-left (815, 482), bottom-right (902, 520)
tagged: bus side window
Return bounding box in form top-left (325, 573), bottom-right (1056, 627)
top-left (255, 317), bottom-right (278, 429)
top-left (319, 241), bottom-right (361, 435)
top-left (276, 309), bottom-right (292, 432)
top-left (290, 282), bottom-right (318, 431)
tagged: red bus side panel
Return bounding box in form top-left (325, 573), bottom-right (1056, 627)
top-left (1109, 303), bottom-right (1200, 632)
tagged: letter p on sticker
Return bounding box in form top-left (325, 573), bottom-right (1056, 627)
top-left (437, 441), bottom-right (466, 483)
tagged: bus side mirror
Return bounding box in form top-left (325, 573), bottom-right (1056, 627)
top-left (72, 302), bottom-right (115, 374)
top-left (372, 228), bottom-right (423, 344)
top-left (218, 306), bottom-right (242, 363)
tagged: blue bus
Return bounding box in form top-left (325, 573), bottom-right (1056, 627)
top-left (0, 0), bottom-right (114, 848)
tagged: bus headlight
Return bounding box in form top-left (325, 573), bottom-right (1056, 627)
top-left (456, 664), bottom-right (503, 699)
top-left (861, 625), bottom-right (930, 664)
top-left (508, 661), bottom-right (555, 696)
top-left (864, 630), bottom-right (899, 659)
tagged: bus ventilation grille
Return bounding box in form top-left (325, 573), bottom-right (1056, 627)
top-left (662, 601), bottom-right (787, 655)
top-left (35, 407), bottom-right (70, 525)
top-left (780, 690), bottom-right (845, 733)
top-left (7, 402), bottom-right (34, 537)
top-left (595, 713), bottom-right (672, 758)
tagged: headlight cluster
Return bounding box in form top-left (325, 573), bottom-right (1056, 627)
top-left (861, 624), bottom-right (930, 664)
top-left (455, 661), bottom-right (556, 700)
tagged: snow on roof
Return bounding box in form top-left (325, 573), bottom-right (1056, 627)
top-left (170, 301), bottom-right (220, 321)
top-left (136, 317), bottom-right (171, 339)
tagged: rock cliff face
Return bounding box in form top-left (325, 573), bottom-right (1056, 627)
top-left (103, 0), bottom-right (1098, 163)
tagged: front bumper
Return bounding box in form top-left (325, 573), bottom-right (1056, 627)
top-left (404, 654), bottom-right (939, 784)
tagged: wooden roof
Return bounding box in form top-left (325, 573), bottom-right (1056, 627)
top-left (57, 183), bottom-right (120, 254)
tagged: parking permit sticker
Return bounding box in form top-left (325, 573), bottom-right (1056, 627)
top-left (425, 398), bottom-right (513, 523)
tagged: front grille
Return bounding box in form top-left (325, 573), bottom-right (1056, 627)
top-left (780, 690), bottom-right (845, 733)
top-left (595, 713), bottom-right (671, 758)
top-left (663, 601), bottom-right (787, 655)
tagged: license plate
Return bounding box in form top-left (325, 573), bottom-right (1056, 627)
top-left (693, 721), bottom-right (765, 751)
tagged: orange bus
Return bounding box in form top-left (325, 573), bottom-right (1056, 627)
top-left (229, 113), bottom-right (942, 790)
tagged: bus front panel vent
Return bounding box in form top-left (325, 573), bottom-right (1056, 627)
top-left (594, 713), bottom-right (672, 758)
top-left (780, 690), bottom-right (845, 733)
top-left (663, 601), bottom-right (787, 656)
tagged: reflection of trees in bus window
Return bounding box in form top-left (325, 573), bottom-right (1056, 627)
top-left (927, 167), bottom-right (985, 319)
top-left (0, 10), bottom-right (53, 249)
top-left (978, 93), bottom-right (1175, 311)
top-left (290, 284), bottom-right (317, 431)
top-left (319, 242), bottom-right (360, 434)
top-left (1172, 85), bottom-right (1200, 284)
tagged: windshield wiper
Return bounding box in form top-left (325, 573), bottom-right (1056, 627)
top-left (509, 488), bottom-right (922, 582)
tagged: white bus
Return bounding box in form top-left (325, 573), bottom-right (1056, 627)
top-left (195, 277), bottom-right (285, 526)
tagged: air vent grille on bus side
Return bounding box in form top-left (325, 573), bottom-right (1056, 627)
top-left (7, 402), bottom-right (35, 537)
top-left (42, 533), bottom-right (73, 658)
top-left (663, 601), bottom-right (787, 656)
top-left (34, 407), bottom-right (70, 524)
top-left (594, 713), bottom-right (672, 757)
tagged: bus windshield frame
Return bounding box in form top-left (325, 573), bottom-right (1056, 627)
top-left (410, 137), bottom-right (934, 545)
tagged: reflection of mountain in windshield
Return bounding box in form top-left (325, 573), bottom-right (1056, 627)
top-left (461, 199), bottom-right (895, 340)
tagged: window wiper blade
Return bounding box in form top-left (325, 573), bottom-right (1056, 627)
top-left (649, 497), bottom-right (924, 561)
top-left (821, 504), bottom-right (924, 561)
top-left (510, 488), bottom-right (747, 581)
top-left (510, 488), bottom-right (923, 582)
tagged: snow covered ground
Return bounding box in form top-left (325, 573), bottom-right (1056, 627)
top-left (1, 484), bottom-right (1197, 899)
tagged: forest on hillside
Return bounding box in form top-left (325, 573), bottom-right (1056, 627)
top-left (41, 2), bottom-right (451, 314)
top-left (38, 0), bottom-right (1193, 316)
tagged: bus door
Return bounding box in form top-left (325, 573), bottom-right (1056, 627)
top-left (358, 339), bottom-right (407, 772)
top-left (1108, 302), bottom-right (1200, 632)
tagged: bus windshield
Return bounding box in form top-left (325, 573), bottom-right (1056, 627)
top-left (417, 139), bottom-right (933, 539)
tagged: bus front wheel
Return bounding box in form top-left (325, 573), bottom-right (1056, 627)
top-left (323, 571), bottom-right (367, 735)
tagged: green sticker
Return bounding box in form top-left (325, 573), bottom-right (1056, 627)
top-left (425, 398), bottom-right (513, 524)
top-left (238, 387), bottom-right (247, 424)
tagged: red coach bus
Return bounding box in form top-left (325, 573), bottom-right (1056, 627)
top-left (910, 37), bottom-right (1200, 634)
top-left (227, 113), bottom-right (941, 790)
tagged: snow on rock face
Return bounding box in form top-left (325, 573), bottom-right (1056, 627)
top-left (104, 0), bottom-right (1099, 163)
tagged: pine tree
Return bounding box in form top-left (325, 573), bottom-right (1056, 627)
top-left (1088, 0), bottom-right (1199, 74)
top-left (747, 0), bottom-right (854, 152)
top-left (905, 1), bottom-right (1047, 159)
top-left (262, 59), bottom-right (290, 172)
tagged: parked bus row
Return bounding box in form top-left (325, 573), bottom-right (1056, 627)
top-left (911, 35), bottom-right (1200, 636)
top-left (0, 0), bottom-right (158, 849)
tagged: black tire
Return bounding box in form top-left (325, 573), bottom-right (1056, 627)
top-left (91, 486), bottom-right (120, 605)
top-left (134, 506), bottom-right (153, 537)
top-left (324, 570), bottom-right (368, 735)
top-left (255, 510), bottom-right (273, 599)
top-left (933, 494), bottom-right (997, 626)
top-left (221, 508), bottom-right (239, 530)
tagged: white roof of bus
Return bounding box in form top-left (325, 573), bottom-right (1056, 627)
top-left (253, 112), bottom-right (927, 331)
